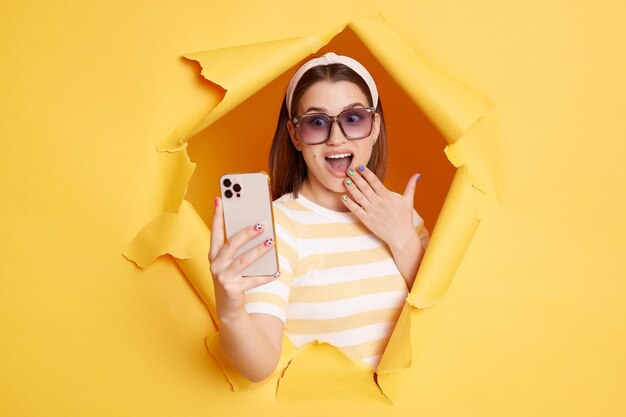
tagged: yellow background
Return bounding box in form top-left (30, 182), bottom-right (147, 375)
top-left (1, 0), bottom-right (625, 416)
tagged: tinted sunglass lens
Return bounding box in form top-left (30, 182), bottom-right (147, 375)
top-left (300, 115), bottom-right (331, 144)
top-left (339, 109), bottom-right (372, 139)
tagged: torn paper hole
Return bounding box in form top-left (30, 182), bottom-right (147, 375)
top-left (124, 13), bottom-right (495, 402)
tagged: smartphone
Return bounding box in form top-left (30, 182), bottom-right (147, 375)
top-left (219, 172), bottom-right (279, 277)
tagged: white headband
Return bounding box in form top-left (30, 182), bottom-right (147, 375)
top-left (285, 52), bottom-right (379, 117)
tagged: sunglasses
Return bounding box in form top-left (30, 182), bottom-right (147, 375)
top-left (292, 107), bottom-right (376, 145)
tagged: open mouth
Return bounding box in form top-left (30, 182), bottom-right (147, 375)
top-left (325, 152), bottom-right (353, 177)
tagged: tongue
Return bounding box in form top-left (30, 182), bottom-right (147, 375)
top-left (326, 157), bottom-right (351, 174)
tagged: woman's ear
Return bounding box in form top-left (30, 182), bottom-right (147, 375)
top-left (287, 120), bottom-right (302, 151)
top-left (372, 112), bottom-right (381, 144)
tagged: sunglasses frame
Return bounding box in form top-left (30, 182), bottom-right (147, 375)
top-left (292, 107), bottom-right (376, 145)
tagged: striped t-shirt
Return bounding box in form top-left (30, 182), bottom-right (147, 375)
top-left (244, 193), bottom-right (430, 368)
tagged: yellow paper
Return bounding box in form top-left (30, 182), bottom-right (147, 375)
top-left (124, 15), bottom-right (491, 400)
top-left (119, 13), bottom-right (487, 396)
top-left (407, 165), bottom-right (481, 308)
top-left (275, 341), bottom-right (388, 403)
top-left (158, 30), bottom-right (343, 151)
top-left (3, 1), bottom-right (625, 415)
top-left (349, 15), bottom-right (490, 143)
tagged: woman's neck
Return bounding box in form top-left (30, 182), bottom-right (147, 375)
top-left (299, 178), bottom-right (350, 213)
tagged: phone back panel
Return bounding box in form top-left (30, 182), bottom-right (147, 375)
top-left (219, 172), bottom-right (278, 277)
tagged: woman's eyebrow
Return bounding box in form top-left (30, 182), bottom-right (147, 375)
top-left (302, 106), bottom-right (327, 114)
top-left (302, 102), bottom-right (367, 115)
top-left (343, 102), bottom-right (367, 110)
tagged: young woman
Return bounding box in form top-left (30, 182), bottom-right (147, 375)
top-left (208, 53), bottom-right (429, 382)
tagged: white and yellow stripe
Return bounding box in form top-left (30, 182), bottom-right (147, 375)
top-left (244, 193), bottom-right (429, 368)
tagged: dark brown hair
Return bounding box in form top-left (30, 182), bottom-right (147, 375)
top-left (268, 63), bottom-right (388, 200)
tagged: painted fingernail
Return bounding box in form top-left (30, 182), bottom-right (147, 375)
top-left (264, 238), bottom-right (274, 247)
top-left (253, 223), bottom-right (263, 231)
top-left (342, 195), bottom-right (349, 202)
top-left (358, 165), bottom-right (365, 172)
top-left (416, 173), bottom-right (422, 182)
top-left (345, 178), bottom-right (352, 186)
top-left (273, 271), bottom-right (281, 277)
top-left (347, 168), bottom-right (356, 176)
top-left (214, 197), bottom-right (219, 207)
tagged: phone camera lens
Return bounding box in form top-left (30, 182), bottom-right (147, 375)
top-left (224, 189), bottom-right (233, 198)
top-left (223, 178), bottom-right (232, 187)
top-left (233, 183), bottom-right (241, 192)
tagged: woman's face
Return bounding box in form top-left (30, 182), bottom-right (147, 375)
top-left (287, 80), bottom-right (380, 199)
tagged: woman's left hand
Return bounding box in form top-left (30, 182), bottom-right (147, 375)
top-left (341, 165), bottom-right (425, 287)
top-left (341, 165), bottom-right (419, 250)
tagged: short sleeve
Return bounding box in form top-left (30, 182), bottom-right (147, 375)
top-left (244, 206), bottom-right (297, 323)
top-left (412, 209), bottom-right (430, 250)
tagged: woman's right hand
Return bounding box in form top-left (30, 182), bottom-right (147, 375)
top-left (208, 197), bottom-right (279, 324)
